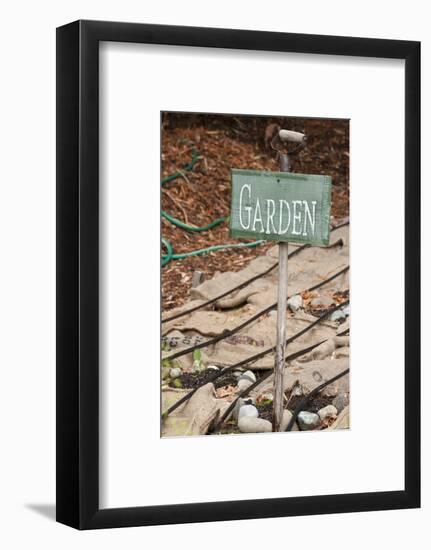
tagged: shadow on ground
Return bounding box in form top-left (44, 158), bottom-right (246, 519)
top-left (26, 503), bottom-right (56, 521)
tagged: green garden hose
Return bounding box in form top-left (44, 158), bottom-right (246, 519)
top-left (162, 238), bottom-right (265, 267)
top-left (161, 150), bottom-right (200, 186)
top-left (161, 149), bottom-right (228, 232)
top-left (162, 210), bottom-right (228, 232)
top-left (161, 149), bottom-right (265, 266)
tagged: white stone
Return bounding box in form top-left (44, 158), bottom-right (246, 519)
top-left (329, 309), bottom-right (346, 322)
top-left (280, 409), bottom-right (293, 431)
top-left (297, 411), bottom-right (321, 430)
top-left (169, 367), bottom-right (182, 379)
top-left (238, 417), bottom-right (272, 433)
top-left (317, 404), bottom-right (338, 421)
top-left (241, 370), bottom-right (256, 383)
top-left (233, 398), bottom-right (256, 421)
top-left (237, 379), bottom-right (253, 393)
top-left (287, 294), bottom-right (303, 312)
top-left (237, 370), bottom-right (256, 393)
top-left (238, 404), bottom-right (259, 420)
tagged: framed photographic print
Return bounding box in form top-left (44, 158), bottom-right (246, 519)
top-left (56, 20), bottom-right (420, 529)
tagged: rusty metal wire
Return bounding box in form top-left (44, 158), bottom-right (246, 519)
top-left (163, 265), bottom-right (349, 362)
top-left (212, 326), bottom-right (350, 433)
top-left (164, 299), bottom-right (349, 417)
top-left (162, 222), bottom-right (348, 324)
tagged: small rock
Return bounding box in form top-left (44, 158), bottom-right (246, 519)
top-left (281, 409), bottom-right (293, 431)
top-left (233, 398), bottom-right (255, 420)
top-left (342, 304), bottom-right (350, 316)
top-left (268, 310), bottom-right (277, 318)
top-left (287, 294), bottom-right (303, 312)
top-left (237, 370), bottom-right (257, 392)
top-left (240, 370), bottom-right (256, 383)
top-left (169, 367), bottom-right (182, 379)
top-left (332, 393), bottom-right (349, 413)
top-left (329, 309), bottom-right (346, 322)
top-left (238, 404), bottom-right (259, 420)
top-left (297, 411), bottom-right (321, 431)
top-left (237, 379), bottom-right (253, 392)
top-left (207, 365), bottom-right (220, 371)
top-left (317, 404), bottom-right (338, 421)
top-left (238, 416), bottom-right (272, 433)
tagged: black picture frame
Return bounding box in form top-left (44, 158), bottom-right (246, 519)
top-left (56, 20), bottom-right (420, 530)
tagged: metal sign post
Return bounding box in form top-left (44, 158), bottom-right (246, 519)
top-left (230, 129), bottom-right (331, 432)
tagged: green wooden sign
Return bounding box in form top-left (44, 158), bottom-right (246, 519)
top-left (230, 169), bottom-right (332, 246)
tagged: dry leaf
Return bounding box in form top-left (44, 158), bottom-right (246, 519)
top-left (215, 385), bottom-right (236, 399)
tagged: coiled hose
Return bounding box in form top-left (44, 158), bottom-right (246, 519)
top-left (161, 149), bottom-right (264, 266)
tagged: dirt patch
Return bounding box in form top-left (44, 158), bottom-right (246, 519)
top-left (256, 395), bottom-right (334, 424)
top-left (218, 419), bottom-right (241, 435)
top-left (286, 395), bottom-right (334, 414)
top-left (169, 369), bottom-right (239, 390)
